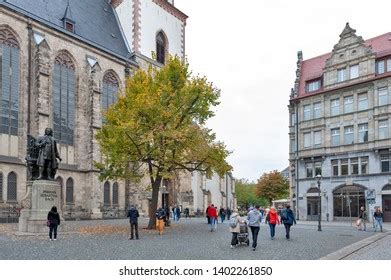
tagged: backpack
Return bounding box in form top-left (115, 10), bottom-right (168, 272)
top-left (281, 209), bottom-right (288, 221)
top-left (229, 216), bottom-right (238, 228)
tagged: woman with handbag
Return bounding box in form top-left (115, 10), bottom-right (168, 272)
top-left (47, 206), bottom-right (60, 241)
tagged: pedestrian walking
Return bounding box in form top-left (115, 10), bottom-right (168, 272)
top-left (206, 205), bottom-right (211, 224)
top-left (127, 205), bottom-right (139, 240)
top-left (156, 207), bottom-right (166, 235)
top-left (247, 205), bottom-right (261, 250)
top-left (207, 204), bottom-right (218, 232)
top-left (219, 207), bottom-right (226, 223)
top-left (175, 206), bottom-right (181, 221)
top-left (226, 208), bottom-right (232, 220)
top-left (374, 207), bottom-right (384, 232)
top-left (172, 205), bottom-right (177, 221)
top-left (47, 206), bottom-right (60, 241)
top-left (184, 207), bottom-right (190, 219)
top-left (266, 207), bottom-right (280, 239)
top-left (357, 206), bottom-right (367, 231)
top-left (281, 204), bottom-right (296, 240)
top-left (229, 209), bottom-right (242, 248)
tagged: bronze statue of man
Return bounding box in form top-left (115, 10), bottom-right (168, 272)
top-left (37, 128), bottom-right (62, 180)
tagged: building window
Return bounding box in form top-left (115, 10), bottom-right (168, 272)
top-left (378, 87), bottom-right (388, 106)
top-left (304, 132), bottom-right (311, 148)
top-left (290, 113), bottom-right (296, 126)
top-left (331, 160), bottom-right (339, 176)
top-left (350, 64), bottom-right (359, 79)
top-left (306, 163), bottom-right (313, 178)
top-left (361, 157), bottom-right (368, 174)
top-left (65, 21), bottom-right (74, 33)
top-left (53, 52), bottom-right (75, 145)
top-left (381, 154), bottom-right (390, 173)
top-left (306, 79), bottom-right (321, 92)
top-left (290, 139), bottom-right (296, 153)
top-left (303, 105), bottom-right (311, 121)
top-left (0, 41), bottom-right (20, 136)
top-left (103, 181), bottom-right (110, 206)
top-left (314, 162), bottom-right (322, 176)
top-left (344, 96), bottom-right (353, 113)
top-left (387, 58), bottom-right (391, 73)
top-left (102, 71), bottom-right (119, 113)
top-left (331, 98), bottom-right (340, 116)
top-left (7, 172), bottom-right (17, 201)
top-left (314, 130), bottom-right (321, 148)
top-left (344, 126), bottom-right (354, 145)
top-left (337, 68), bottom-right (346, 82)
top-left (379, 120), bottom-right (389, 140)
top-left (333, 185), bottom-right (366, 218)
top-left (112, 182), bottom-right (119, 205)
top-left (156, 31), bottom-right (167, 64)
top-left (376, 60), bottom-right (385, 74)
top-left (0, 172), bottom-right (2, 201)
top-left (331, 128), bottom-right (340, 146)
top-left (341, 159), bottom-right (349, 175)
top-left (313, 102), bottom-right (321, 119)
top-left (66, 178), bottom-right (74, 204)
top-left (351, 158), bottom-right (359, 175)
top-left (358, 93), bottom-right (368, 111)
top-left (358, 123), bottom-right (368, 143)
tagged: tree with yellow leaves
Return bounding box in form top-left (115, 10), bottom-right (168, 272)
top-left (96, 56), bottom-right (232, 229)
top-left (255, 170), bottom-right (289, 206)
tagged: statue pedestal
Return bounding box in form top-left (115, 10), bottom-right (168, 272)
top-left (19, 180), bottom-right (64, 233)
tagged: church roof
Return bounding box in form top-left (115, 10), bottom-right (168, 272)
top-left (295, 31), bottom-right (391, 98)
top-left (1, 0), bottom-right (135, 65)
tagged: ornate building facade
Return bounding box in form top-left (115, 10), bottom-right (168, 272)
top-left (289, 24), bottom-right (391, 222)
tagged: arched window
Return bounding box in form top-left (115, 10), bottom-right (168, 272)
top-left (7, 172), bottom-right (17, 201)
top-left (56, 176), bottom-right (63, 203)
top-left (53, 51), bottom-right (75, 145)
top-left (0, 172), bottom-right (3, 201)
top-left (103, 181), bottom-right (110, 206)
top-left (382, 185), bottom-right (391, 191)
top-left (65, 177), bottom-right (74, 204)
top-left (102, 71), bottom-right (119, 113)
top-left (112, 182), bottom-right (119, 205)
top-left (0, 26), bottom-right (20, 136)
top-left (307, 187), bottom-right (319, 193)
top-left (333, 184), bottom-right (366, 218)
top-left (156, 31), bottom-right (167, 64)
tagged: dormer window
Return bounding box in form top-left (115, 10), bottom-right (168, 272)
top-left (337, 68), bottom-right (346, 82)
top-left (306, 79), bottom-right (321, 93)
top-left (65, 21), bottom-right (74, 33)
top-left (376, 58), bottom-right (391, 75)
top-left (350, 64), bottom-right (359, 79)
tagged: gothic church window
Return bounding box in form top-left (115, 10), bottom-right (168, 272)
top-left (0, 172), bottom-right (3, 201)
top-left (102, 71), bottom-right (119, 113)
top-left (53, 51), bottom-right (76, 145)
top-left (103, 181), bottom-right (110, 206)
top-left (66, 177), bottom-right (74, 204)
top-left (7, 171), bottom-right (17, 201)
top-left (156, 31), bottom-right (167, 64)
top-left (112, 182), bottom-right (119, 205)
top-left (0, 27), bottom-right (20, 136)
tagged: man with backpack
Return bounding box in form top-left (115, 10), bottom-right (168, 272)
top-left (127, 205), bottom-right (140, 240)
top-left (281, 204), bottom-right (296, 240)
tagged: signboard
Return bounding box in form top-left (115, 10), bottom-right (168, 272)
top-left (365, 189), bottom-right (375, 200)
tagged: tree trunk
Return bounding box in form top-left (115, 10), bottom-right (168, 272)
top-left (147, 175), bottom-right (162, 229)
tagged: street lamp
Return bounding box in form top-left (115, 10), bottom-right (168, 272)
top-left (316, 174), bottom-right (322, 231)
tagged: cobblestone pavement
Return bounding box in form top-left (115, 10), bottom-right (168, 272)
top-left (0, 218), bottom-right (375, 260)
top-left (344, 233), bottom-right (391, 260)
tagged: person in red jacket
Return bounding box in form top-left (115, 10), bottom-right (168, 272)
top-left (207, 204), bottom-right (218, 232)
top-left (266, 207), bottom-right (280, 240)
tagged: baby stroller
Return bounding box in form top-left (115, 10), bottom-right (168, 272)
top-left (237, 221), bottom-right (250, 246)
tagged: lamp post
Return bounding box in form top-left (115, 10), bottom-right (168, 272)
top-left (316, 174), bottom-right (322, 231)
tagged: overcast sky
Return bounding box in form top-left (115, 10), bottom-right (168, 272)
top-left (174, 0), bottom-right (391, 182)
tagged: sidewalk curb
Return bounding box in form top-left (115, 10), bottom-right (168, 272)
top-left (320, 231), bottom-right (391, 260)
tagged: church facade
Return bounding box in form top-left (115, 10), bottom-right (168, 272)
top-left (0, 0), bottom-right (236, 221)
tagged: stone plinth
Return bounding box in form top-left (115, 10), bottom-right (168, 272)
top-left (19, 180), bottom-right (63, 233)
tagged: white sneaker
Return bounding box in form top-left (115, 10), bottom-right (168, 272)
top-left (50, 238), bottom-right (53, 241)
top-left (54, 239), bottom-right (57, 241)
top-left (230, 245), bottom-right (234, 249)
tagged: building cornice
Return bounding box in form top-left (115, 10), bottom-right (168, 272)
top-left (152, 0), bottom-right (188, 24)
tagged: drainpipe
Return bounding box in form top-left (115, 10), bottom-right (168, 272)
top-left (295, 101), bottom-right (300, 220)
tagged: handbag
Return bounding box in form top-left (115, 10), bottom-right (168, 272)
top-left (46, 220), bottom-right (51, 227)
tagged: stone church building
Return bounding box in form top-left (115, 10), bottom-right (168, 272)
top-left (0, 0), bottom-right (236, 220)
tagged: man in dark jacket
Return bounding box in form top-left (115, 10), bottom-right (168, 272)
top-left (127, 205), bottom-right (139, 240)
top-left (281, 204), bottom-right (296, 240)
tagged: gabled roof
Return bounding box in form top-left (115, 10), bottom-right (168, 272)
top-left (1, 0), bottom-right (135, 65)
top-left (297, 32), bottom-right (391, 98)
